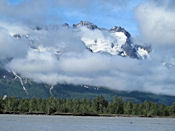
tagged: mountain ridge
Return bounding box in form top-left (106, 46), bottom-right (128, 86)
top-left (9, 21), bottom-right (151, 59)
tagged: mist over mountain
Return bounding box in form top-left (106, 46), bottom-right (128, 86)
top-left (0, 0), bottom-right (175, 97)
top-left (0, 20), bottom-right (150, 83)
top-left (0, 20), bottom-right (173, 96)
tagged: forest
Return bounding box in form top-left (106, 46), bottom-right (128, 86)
top-left (0, 96), bottom-right (175, 117)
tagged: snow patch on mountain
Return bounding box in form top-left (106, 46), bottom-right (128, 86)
top-left (12, 71), bottom-right (28, 95)
top-left (80, 27), bottom-right (128, 56)
top-left (137, 47), bottom-right (150, 59)
top-left (76, 21), bottom-right (150, 59)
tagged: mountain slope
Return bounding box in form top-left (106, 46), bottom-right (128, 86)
top-left (0, 71), bottom-right (174, 105)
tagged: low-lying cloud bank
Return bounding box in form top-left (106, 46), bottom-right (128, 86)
top-left (0, 0), bottom-right (175, 95)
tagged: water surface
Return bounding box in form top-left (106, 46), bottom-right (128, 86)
top-left (0, 114), bottom-right (175, 131)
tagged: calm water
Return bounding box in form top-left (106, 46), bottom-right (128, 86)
top-left (0, 114), bottom-right (175, 131)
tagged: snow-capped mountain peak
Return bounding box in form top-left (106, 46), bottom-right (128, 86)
top-left (73, 21), bottom-right (99, 30)
top-left (8, 21), bottom-right (151, 59)
top-left (73, 21), bottom-right (151, 59)
top-left (110, 26), bottom-right (131, 38)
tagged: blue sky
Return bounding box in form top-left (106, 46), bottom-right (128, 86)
top-left (8, 0), bottom-right (144, 35)
top-left (9, 0), bottom-right (26, 5)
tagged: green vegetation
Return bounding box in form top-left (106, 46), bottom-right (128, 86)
top-left (1, 78), bottom-right (175, 106)
top-left (0, 96), bottom-right (175, 117)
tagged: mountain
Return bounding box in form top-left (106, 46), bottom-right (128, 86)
top-left (73, 21), bottom-right (151, 59)
top-left (9, 21), bottom-right (151, 59)
top-left (1, 21), bottom-right (173, 105)
top-left (0, 67), bottom-right (175, 105)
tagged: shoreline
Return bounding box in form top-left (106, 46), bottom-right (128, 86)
top-left (0, 112), bottom-right (174, 118)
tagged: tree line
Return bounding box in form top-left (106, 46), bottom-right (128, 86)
top-left (0, 96), bottom-right (175, 117)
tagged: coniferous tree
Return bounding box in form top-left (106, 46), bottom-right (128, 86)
top-left (18, 99), bottom-right (29, 113)
top-left (0, 99), bottom-right (4, 113)
top-left (93, 95), bottom-right (108, 113)
top-left (29, 98), bottom-right (38, 113)
top-left (124, 101), bottom-right (133, 115)
top-left (47, 96), bottom-right (57, 114)
top-left (159, 104), bottom-right (169, 116)
top-left (169, 103), bottom-right (175, 116)
top-left (132, 104), bottom-right (139, 115)
top-left (0, 96), bottom-right (175, 117)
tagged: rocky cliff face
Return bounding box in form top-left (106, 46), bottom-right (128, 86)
top-left (73, 21), bottom-right (151, 59)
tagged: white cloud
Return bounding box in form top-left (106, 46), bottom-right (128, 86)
top-left (0, 24), bottom-right (29, 59)
top-left (135, 0), bottom-right (175, 45)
